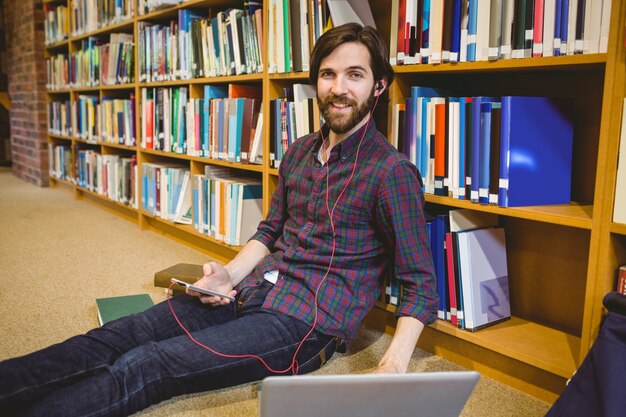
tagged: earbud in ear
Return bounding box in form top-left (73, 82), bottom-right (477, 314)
top-left (376, 82), bottom-right (384, 91)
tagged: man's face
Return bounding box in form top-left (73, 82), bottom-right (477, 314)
top-left (316, 42), bottom-right (378, 136)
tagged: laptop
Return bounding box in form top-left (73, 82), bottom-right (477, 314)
top-left (259, 371), bottom-right (480, 417)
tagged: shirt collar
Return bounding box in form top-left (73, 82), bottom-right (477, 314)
top-left (311, 120), bottom-right (378, 162)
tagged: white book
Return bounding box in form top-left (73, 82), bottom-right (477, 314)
top-left (567, 0), bottom-right (579, 54)
top-left (249, 109), bottom-right (264, 164)
top-left (542, 0), bottom-right (556, 57)
top-left (614, 99), bottom-right (626, 224)
top-left (405, 0), bottom-right (417, 64)
top-left (389, 0), bottom-right (399, 65)
top-left (449, 100), bottom-right (460, 199)
top-left (475, 0), bottom-right (491, 61)
top-left (599, 0), bottom-right (612, 53)
top-left (457, 227), bottom-right (510, 331)
top-left (584, 0), bottom-right (603, 54)
top-left (428, 0), bottom-right (445, 64)
top-left (300, 0), bottom-right (311, 71)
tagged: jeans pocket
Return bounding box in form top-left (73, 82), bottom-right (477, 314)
top-left (237, 281), bottom-right (273, 310)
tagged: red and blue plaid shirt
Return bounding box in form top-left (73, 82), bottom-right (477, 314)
top-left (244, 121), bottom-right (438, 344)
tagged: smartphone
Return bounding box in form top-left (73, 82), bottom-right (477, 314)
top-left (170, 278), bottom-right (235, 302)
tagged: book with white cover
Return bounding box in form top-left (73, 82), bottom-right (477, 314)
top-left (327, 0), bottom-right (376, 28)
top-left (613, 99), bottom-right (626, 224)
top-left (457, 227), bottom-right (510, 331)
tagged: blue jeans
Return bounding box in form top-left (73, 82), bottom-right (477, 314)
top-left (0, 281), bottom-right (340, 416)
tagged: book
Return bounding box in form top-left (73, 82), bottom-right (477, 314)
top-left (154, 263), bottom-right (204, 288)
top-left (96, 294), bottom-right (154, 326)
top-left (613, 98), bottom-right (626, 224)
top-left (617, 265), bottom-right (626, 295)
top-left (457, 227), bottom-right (510, 331)
top-left (327, 0), bottom-right (376, 28)
top-left (498, 96), bottom-right (574, 207)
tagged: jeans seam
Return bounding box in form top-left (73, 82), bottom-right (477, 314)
top-left (1, 364), bottom-right (108, 402)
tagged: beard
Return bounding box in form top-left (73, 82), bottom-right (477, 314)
top-left (317, 87), bottom-right (377, 134)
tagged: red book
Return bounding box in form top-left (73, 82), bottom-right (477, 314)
top-left (446, 232), bottom-right (458, 326)
top-left (532, 0), bottom-right (544, 57)
top-left (617, 265), bottom-right (626, 295)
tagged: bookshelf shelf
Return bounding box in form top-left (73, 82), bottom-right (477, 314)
top-left (137, 0), bottom-right (238, 21)
top-left (70, 19), bottom-right (134, 42)
top-left (48, 133), bottom-right (73, 141)
top-left (425, 196), bottom-right (594, 230)
top-left (76, 185), bottom-right (137, 212)
top-left (393, 54), bottom-right (607, 74)
top-left (45, 39), bottom-right (69, 50)
top-left (611, 223), bottom-right (626, 236)
top-left (430, 318), bottom-right (579, 379)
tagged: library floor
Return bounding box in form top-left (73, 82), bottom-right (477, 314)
top-left (0, 168), bottom-right (551, 416)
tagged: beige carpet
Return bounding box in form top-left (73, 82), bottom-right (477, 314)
top-left (0, 168), bottom-right (551, 416)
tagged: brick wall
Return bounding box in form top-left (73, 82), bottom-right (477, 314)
top-left (4, 0), bottom-right (48, 185)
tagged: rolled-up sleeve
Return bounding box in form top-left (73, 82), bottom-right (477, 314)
top-left (376, 159), bottom-right (439, 325)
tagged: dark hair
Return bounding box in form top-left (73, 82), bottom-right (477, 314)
top-left (309, 23), bottom-right (394, 89)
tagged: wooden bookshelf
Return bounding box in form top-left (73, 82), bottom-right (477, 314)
top-left (42, 0), bottom-right (626, 404)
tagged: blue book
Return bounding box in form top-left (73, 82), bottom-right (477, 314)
top-left (560, 0), bottom-right (570, 55)
top-left (554, 0), bottom-right (563, 55)
top-left (449, 0), bottom-right (462, 62)
top-left (467, 0), bottom-right (478, 61)
top-left (469, 97), bottom-right (484, 202)
top-left (227, 98), bottom-right (241, 162)
top-left (430, 214), bottom-right (448, 320)
top-left (498, 96), bottom-right (574, 207)
top-left (421, 0), bottom-right (431, 63)
top-left (404, 97), bottom-right (416, 165)
top-left (478, 100), bottom-right (493, 204)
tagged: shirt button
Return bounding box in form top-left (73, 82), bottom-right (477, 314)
top-left (315, 162), bottom-right (321, 168)
top-left (341, 154), bottom-right (348, 161)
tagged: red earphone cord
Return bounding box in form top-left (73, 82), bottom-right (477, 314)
top-left (167, 91), bottom-right (382, 375)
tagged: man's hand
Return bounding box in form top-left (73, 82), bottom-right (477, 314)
top-left (186, 262), bottom-right (236, 307)
top-left (371, 316), bottom-right (425, 374)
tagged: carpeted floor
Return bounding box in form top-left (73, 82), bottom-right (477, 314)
top-left (0, 168), bottom-right (551, 416)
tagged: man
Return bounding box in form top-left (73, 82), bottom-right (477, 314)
top-left (0, 23), bottom-right (437, 416)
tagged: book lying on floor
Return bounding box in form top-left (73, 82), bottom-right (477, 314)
top-left (154, 263), bottom-right (204, 288)
top-left (95, 294), bottom-right (154, 326)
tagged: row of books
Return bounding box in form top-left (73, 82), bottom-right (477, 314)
top-left (138, 7), bottom-right (263, 83)
top-left (390, 0), bottom-right (612, 65)
top-left (45, 34), bottom-right (134, 89)
top-left (393, 88), bottom-right (574, 207)
top-left (52, 94), bottom-right (136, 146)
top-left (191, 166), bottom-right (263, 246)
top-left (432, 209), bottom-right (510, 331)
top-left (269, 84), bottom-right (321, 169)
top-left (141, 163), bottom-right (192, 223)
top-left (70, 0), bottom-right (135, 37)
top-left (49, 144), bottom-right (72, 181)
top-left (44, 3), bottom-right (70, 45)
top-left (386, 209), bottom-right (511, 332)
top-left (140, 84), bottom-right (262, 163)
top-left (75, 149), bottom-right (138, 207)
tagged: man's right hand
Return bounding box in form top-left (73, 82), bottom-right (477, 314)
top-left (187, 262), bottom-right (237, 307)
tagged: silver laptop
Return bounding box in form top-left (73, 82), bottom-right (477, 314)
top-left (259, 371), bottom-right (480, 417)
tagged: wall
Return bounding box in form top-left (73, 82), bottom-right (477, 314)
top-left (4, 0), bottom-right (47, 185)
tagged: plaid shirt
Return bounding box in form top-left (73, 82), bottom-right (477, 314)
top-left (244, 121), bottom-right (438, 344)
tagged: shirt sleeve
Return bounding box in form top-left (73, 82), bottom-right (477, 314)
top-left (250, 158), bottom-right (289, 251)
top-left (376, 158), bottom-right (439, 325)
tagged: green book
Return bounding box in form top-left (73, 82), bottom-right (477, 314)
top-left (95, 294), bottom-right (154, 326)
